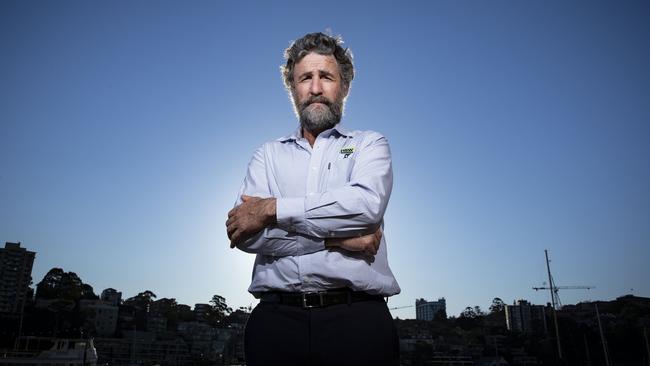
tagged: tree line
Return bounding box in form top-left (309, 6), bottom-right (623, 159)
top-left (1, 267), bottom-right (237, 342)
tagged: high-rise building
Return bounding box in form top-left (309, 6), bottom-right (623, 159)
top-left (0, 242), bottom-right (36, 313)
top-left (505, 299), bottom-right (548, 333)
top-left (415, 297), bottom-right (446, 321)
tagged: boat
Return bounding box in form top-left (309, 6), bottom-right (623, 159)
top-left (0, 337), bottom-right (97, 365)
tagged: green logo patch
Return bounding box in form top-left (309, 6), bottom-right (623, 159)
top-left (340, 147), bottom-right (355, 158)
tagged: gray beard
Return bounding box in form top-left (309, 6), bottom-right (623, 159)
top-left (297, 97), bottom-right (343, 134)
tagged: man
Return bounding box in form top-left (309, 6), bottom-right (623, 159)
top-left (226, 32), bottom-right (400, 366)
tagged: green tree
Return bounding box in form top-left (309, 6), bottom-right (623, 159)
top-left (123, 290), bottom-right (157, 310)
top-left (35, 268), bottom-right (98, 301)
top-left (461, 306), bottom-right (477, 318)
top-left (457, 306), bottom-right (481, 330)
top-left (32, 268), bottom-right (99, 336)
top-left (206, 294), bottom-right (232, 324)
top-left (489, 297), bottom-right (505, 314)
top-left (35, 268), bottom-right (63, 299)
top-left (473, 305), bottom-right (484, 316)
top-left (80, 283), bottom-right (98, 300)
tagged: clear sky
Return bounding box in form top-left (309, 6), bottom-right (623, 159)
top-left (1, 0), bottom-right (648, 318)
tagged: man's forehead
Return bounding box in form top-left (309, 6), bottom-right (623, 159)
top-left (294, 53), bottom-right (339, 73)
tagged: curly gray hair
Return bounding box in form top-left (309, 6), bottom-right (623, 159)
top-left (281, 32), bottom-right (354, 93)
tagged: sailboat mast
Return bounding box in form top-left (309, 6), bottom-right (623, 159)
top-left (545, 249), bottom-right (562, 360)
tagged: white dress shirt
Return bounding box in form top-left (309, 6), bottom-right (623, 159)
top-left (234, 124), bottom-right (400, 296)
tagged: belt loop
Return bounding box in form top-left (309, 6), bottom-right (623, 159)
top-left (347, 291), bottom-right (352, 306)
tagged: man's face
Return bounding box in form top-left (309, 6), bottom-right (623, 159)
top-left (291, 52), bottom-right (346, 133)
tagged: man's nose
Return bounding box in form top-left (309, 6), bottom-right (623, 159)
top-left (309, 76), bottom-right (323, 95)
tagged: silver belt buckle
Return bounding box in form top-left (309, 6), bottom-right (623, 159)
top-left (302, 291), bottom-right (324, 308)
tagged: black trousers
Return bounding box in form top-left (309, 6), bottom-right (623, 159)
top-left (244, 298), bottom-right (400, 366)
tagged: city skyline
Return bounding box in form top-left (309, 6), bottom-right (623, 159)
top-left (3, 236), bottom-right (642, 318)
top-left (2, 1), bottom-right (649, 318)
top-left (6, 241), bottom-right (647, 366)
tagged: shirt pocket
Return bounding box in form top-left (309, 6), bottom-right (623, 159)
top-left (326, 157), bottom-right (355, 190)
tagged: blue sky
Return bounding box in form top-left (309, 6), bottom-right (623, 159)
top-left (1, 0), bottom-right (648, 318)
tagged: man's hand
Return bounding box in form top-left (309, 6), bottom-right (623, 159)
top-left (325, 227), bottom-right (382, 258)
top-left (227, 195), bottom-right (276, 248)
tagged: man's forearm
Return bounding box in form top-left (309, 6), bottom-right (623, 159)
top-left (227, 195), bottom-right (277, 246)
top-left (229, 194), bottom-right (383, 258)
top-left (235, 227), bottom-right (326, 257)
top-left (276, 192), bottom-right (386, 239)
top-left (262, 197), bottom-right (277, 226)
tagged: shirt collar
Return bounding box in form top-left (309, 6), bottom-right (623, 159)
top-left (276, 124), bottom-right (351, 142)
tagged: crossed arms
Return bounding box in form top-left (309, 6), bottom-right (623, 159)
top-left (226, 132), bottom-right (392, 258)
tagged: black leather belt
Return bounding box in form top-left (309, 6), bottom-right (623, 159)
top-left (260, 289), bottom-right (385, 308)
